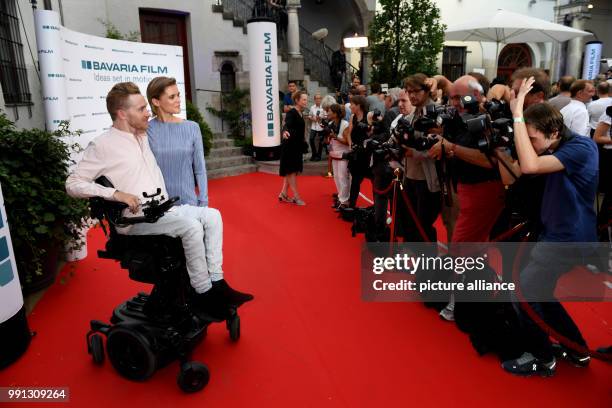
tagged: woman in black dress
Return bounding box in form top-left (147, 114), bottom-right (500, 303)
top-left (279, 90), bottom-right (308, 205)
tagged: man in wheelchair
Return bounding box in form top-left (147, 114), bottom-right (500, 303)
top-left (66, 82), bottom-right (253, 320)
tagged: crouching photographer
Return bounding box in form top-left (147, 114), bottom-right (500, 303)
top-left (500, 77), bottom-right (599, 377)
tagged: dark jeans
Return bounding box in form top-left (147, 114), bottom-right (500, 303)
top-left (309, 130), bottom-right (324, 159)
top-left (372, 162), bottom-right (394, 240)
top-left (348, 159), bottom-right (371, 208)
top-left (514, 244), bottom-right (588, 361)
top-left (395, 178), bottom-right (441, 243)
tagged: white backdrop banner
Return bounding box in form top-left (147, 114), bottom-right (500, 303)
top-left (34, 10), bottom-right (186, 148)
top-left (0, 182), bottom-right (22, 324)
top-left (248, 21), bottom-right (280, 148)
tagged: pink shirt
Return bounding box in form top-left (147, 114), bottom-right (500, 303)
top-left (66, 126), bottom-right (169, 218)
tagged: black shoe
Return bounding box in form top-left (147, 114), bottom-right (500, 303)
top-left (552, 343), bottom-right (591, 367)
top-left (193, 289), bottom-right (233, 321)
top-left (213, 279), bottom-right (254, 307)
top-left (502, 353), bottom-right (556, 377)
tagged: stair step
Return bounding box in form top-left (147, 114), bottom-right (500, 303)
top-left (208, 146), bottom-right (243, 158)
top-left (208, 164), bottom-right (258, 180)
top-left (206, 155), bottom-right (254, 170)
top-left (212, 138), bottom-right (235, 148)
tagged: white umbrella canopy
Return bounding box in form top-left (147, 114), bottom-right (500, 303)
top-left (445, 8), bottom-right (591, 43)
top-left (444, 9), bottom-right (591, 76)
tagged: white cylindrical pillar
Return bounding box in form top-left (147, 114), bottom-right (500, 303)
top-left (286, 0), bottom-right (301, 56)
top-left (0, 182), bottom-right (31, 369)
top-left (248, 19), bottom-right (281, 161)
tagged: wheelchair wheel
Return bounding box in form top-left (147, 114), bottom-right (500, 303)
top-left (177, 361), bottom-right (210, 393)
top-left (88, 334), bottom-right (105, 365)
top-left (227, 315), bottom-right (240, 342)
top-left (106, 326), bottom-right (156, 381)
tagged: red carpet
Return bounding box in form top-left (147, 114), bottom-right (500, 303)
top-left (1, 173), bottom-right (611, 407)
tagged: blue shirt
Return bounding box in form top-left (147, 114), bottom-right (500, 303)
top-left (147, 119), bottom-right (208, 207)
top-left (540, 133), bottom-right (598, 242)
top-left (283, 93), bottom-right (294, 108)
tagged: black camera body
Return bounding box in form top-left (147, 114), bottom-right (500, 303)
top-left (391, 115), bottom-right (439, 152)
top-left (320, 118), bottom-right (334, 137)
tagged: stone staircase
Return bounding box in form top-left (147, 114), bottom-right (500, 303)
top-left (206, 133), bottom-right (257, 179)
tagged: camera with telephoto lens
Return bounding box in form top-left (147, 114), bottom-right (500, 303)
top-left (391, 116), bottom-right (439, 152)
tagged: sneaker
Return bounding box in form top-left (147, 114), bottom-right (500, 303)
top-left (439, 305), bottom-right (455, 321)
top-left (212, 279), bottom-right (254, 307)
top-left (552, 343), bottom-right (591, 367)
top-left (502, 353), bottom-right (556, 377)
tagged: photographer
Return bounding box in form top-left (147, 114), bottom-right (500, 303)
top-left (429, 75), bottom-right (506, 244)
top-left (308, 94), bottom-right (326, 161)
top-left (428, 76), bottom-right (506, 322)
top-left (501, 78), bottom-right (598, 377)
top-left (395, 74), bottom-right (442, 243)
top-left (368, 92), bottom-right (402, 241)
top-left (346, 95), bottom-right (371, 208)
top-left (325, 103), bottom-right (351, 209)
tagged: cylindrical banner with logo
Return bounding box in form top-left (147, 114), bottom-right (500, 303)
top-left (0, 182), bottom-right (31, 369)
top-left (248, 18), bottom-right (281, 161)
top-left (582, 41), bottom-right (603, 80)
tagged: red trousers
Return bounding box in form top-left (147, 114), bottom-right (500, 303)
top-left (452, 181), bottom-right (505, 243)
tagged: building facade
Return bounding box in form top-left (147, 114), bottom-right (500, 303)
top-left (0, 0), bottom-right (375, 132)
top-left (434, 0), bottom-right (610, 82)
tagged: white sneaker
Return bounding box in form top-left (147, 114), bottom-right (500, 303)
top-left (439, 305), bottom-right (455, 321)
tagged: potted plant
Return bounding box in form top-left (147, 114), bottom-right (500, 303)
top-left (0, 113), bottom-right (89, 294)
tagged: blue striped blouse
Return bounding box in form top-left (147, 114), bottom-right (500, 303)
top-left (147, 119), bottom-right (208, 207)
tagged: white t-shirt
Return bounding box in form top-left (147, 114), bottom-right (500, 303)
top-left (309, 104), bottom-right (325, 131)
top-left (598, 112), bottom-right (612, 150)
top-left (587, 96), bottom-right (611, 130)
top-left (560, 99), bottom-right (589, 137)
top-left (329, 120), bottom-right (350, 158)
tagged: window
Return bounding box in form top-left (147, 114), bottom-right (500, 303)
top-left (0, 0), bottom-right (31, 104)
top-left (220, 62), bottom-right (236, 94)
top-left (442, 46), bottom-right (466, 82)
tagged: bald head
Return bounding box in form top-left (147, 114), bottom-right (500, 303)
top-left (450, 75), bottom-right (483, 111)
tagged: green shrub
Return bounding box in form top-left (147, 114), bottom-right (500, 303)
top-left (0, 114), bottom-right (89, 285)
top-left (187, 100), bottom-right (213, 156)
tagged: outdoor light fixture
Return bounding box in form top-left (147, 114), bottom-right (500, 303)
top-left (343, 33), bottom-right (368, 49)
top-left (587, 3), bottom-right (593, 9)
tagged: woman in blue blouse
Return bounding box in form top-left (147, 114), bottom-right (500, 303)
top-left (146, 76), bottom-right (208, 207)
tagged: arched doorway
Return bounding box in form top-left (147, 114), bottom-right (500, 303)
top-left (497, 44), bottom-right (533, 83)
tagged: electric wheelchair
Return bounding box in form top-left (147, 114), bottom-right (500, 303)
top-left (85, 177), bottom-right (240, 393)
